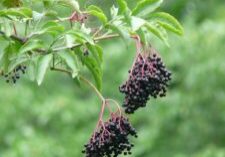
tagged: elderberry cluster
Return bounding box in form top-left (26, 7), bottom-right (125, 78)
top-left (82, 115), bottom-right (137, 157)
top-left (1, 65), bottom-right (27, 84)
top-left (119, 53), bottom-right (172, 114)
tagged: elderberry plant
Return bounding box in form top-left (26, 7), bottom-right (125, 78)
top-left (0, 0), bottom-right (183, 156)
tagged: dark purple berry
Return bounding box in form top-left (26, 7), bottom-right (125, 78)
top-left (1, 65), bottom-right (27, 84)
top-left (119, 52), bottom-right (172, 114)
top-left (82, 115), bottom-right (137, 157)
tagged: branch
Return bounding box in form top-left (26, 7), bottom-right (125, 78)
top-left (0, 30), bottom-right (27, 43)
top-left (50, 67), bottom-right (71, 75)
top-left (106, 98), bottom-right (122, 115)
top-left (79, 75), bottom-right (105, 102)
top-left (0, 29), bottom-right (119, 53)
top-left (53, 34), bottom-right (119, 52)
top-left (95, 34), bottom-right (119, 41)
top-left (50, 67), bottom-right (105, 102)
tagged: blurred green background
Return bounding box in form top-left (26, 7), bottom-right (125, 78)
top-left (1, 0), bottom-right (225, 157)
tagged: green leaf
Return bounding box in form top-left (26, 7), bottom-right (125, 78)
top-left (110, 5), bottom-right (119, 18)
top-left (32, 21), bottom-right (64, 37)
top-left (58, 0), bottom-right (80, 12)
top-left (84, 58), bottom-right (102, 91)
top-left (32, 11), bottom-right (45, 21)
top-left (2, 0), bottom-right (22, 8)
top-left (32, 10), bottom-right (57, 22)
top-left (19, 40), bottom-right (43, 54)
top-left (0, 45), bottom-right (10, 72)
top-left (68, 30), bottom-right (94, 45)
top-left (43, 0), bottom-right (55, 8)
top-left (148, 12), bottom-right (184, 35)
top-left (58, 51), bottom-right (79, 78)
top-left (116, 0), bottom-right (128, 14)
top-left (27, 60), bottom-right (37, 81)
top-left (40, 21), bottom-right (65, 36)
top-left (137, 28), bottom-right (148, 46)
top-left (73, 76), bottom-right (81, 87)
top-left (0, 46), bottom-right (7, 64)
top-left (0, 42), bottom-right (22, 72)
top-left (145, 22), bottom-right (169, 46)
top-left (8, 57), bottom-right (28, 72)
top-left (80, 24), bottom-right (92, 35)
top-left (87, 5), bottom-right (108, 25)
top-left (77, 49), bottom-right (102, 91)
top-left (86, 44), bottom-right (103, 66)
top-left (0, 7), bottom-right (32, 20)
top-left (44, 10), bottom-right (58, 18)
top-left (132, 0), bottom-right (163, 17)
top-left (131, 16), bottom-right (146, 31)
top-left (65, 34), bottom-right (75, 48)
top-left (124, 9), bottom-right (132, 26)
top-left (36, 54), bottom-right (53, 86)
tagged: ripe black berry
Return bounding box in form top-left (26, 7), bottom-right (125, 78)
top-left (82, 114), bottom-right (137, 157)
top-left (119, 52), bottom-right (172, 114)
top-left (84, 50), bottom-right (89, 56)
top-left (1, 65), bottom-right (27, 84)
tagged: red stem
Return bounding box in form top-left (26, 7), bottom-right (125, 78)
top-left (129, 35), bottom-right (143, 76)
top-left (94, 100), bottom-right (106, 132)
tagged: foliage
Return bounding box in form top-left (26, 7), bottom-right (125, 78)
top-left (1, 17), bottom-right (225, 156)
top-left (0, 0), bottom-right (182, 90)
top-left (0, 0), bottom-right (185, 156)
top-left (1, 0), bottom-right (224, 157)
